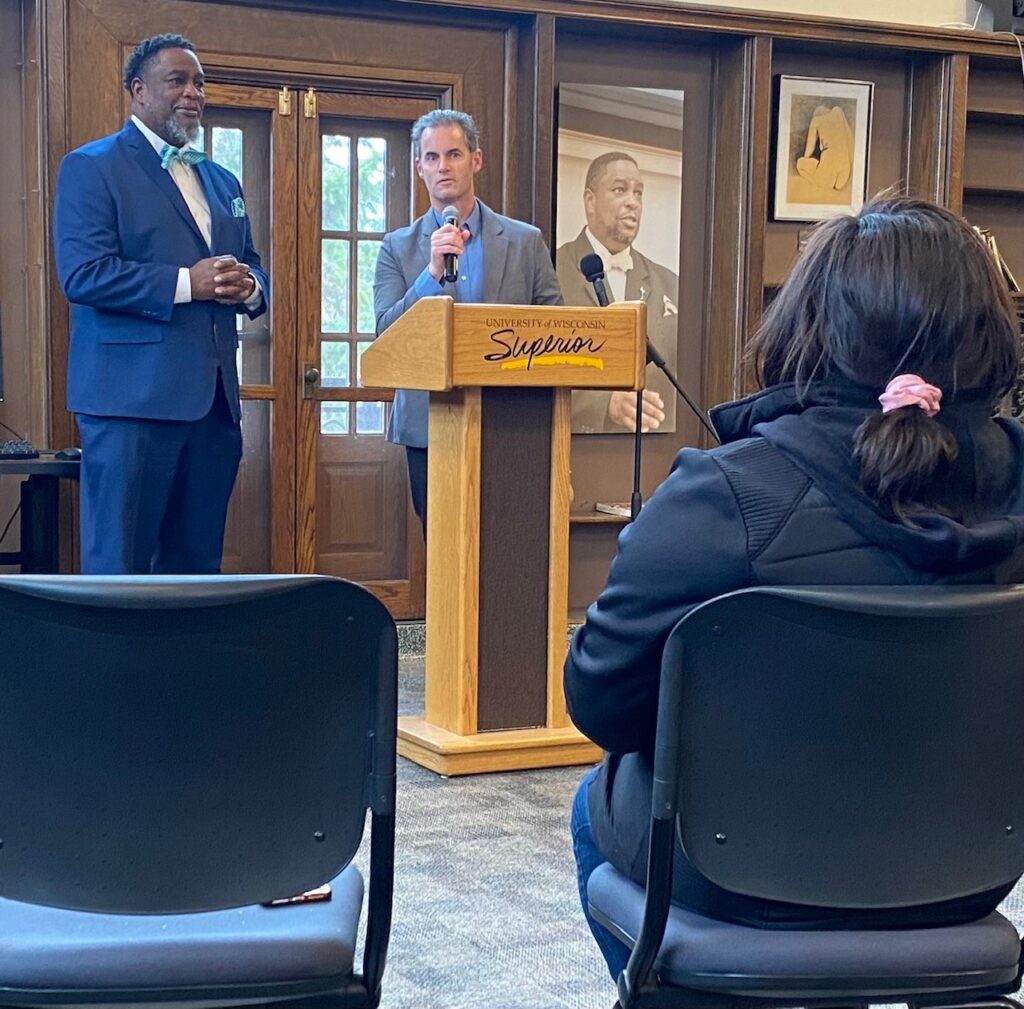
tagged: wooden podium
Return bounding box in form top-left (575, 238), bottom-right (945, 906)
top-left (361, 297), bottom-right (646, 774)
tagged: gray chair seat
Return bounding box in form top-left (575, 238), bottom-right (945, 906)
top-left (589, 863), bottom-right (1023, 998)
top-left (0, 865), bottom-right (362, 992)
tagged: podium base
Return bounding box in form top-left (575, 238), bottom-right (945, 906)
top-left (397, 715), bottom-right (602, 776)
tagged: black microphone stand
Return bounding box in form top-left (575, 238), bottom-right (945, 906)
top-left (630, 387), bottom-right (644, 520)
top-left (579, 254), bottom-right (718, 520)
top-left (629, 346), bottom-right (718, 519)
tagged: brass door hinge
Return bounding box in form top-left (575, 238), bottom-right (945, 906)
top-left (278, 87), bottom-right (292, 116)
top-left (303, 87), bottom-right (317, 118)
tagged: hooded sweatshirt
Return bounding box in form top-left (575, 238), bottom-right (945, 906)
top-left (564, 380), bottom-right (1024, 928)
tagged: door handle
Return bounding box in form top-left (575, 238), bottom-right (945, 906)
top-left (303, 364), bottom-right (320, 400)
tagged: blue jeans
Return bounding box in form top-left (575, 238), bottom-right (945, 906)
top-left (571, 766), bottom-right (632, 979)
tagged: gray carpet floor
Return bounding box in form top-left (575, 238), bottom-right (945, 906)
top-left (353, 654), bottom-right (1024, 1009)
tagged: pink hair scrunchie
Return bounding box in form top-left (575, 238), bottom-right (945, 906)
top-left (878, 375), bottom-right (942, 417)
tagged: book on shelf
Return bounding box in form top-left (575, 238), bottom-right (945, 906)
top-left (595, 501), bottom-right (631, 518)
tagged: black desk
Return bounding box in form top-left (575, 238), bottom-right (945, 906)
top-left (0, 454), bottom-right (81, 573)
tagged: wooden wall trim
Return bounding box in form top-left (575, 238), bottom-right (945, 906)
top-left (21, 0), bottom-right (51, 443)
top-left (508, 13), bottom-right (556, 235)
top-left (43, 0), bottom-right (70, 452)
top-left (945, 53), bottom-right (969, 215)
top-left (704, 34), bottom-right (770, 416)
top-left (906, 52), bottom-right (970, 207)
top-left (392, 0), bottom-right (1024, 58)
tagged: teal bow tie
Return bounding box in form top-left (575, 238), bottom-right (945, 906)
top-left (160, 144), bottom-right (205, 171)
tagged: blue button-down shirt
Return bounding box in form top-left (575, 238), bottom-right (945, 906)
top-left (412, 201), bottom-right (484, 304)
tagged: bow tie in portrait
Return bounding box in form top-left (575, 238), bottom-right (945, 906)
top-left (602, 249), bottom-right (634, 272)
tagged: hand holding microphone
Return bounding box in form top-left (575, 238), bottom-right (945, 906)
top-left (428, 205), bottom-right (469, 284)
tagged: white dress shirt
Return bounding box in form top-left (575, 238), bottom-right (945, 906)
top-left (585, 227), bottom-right (634, 304)
top-left (131, 115), bottom-right (261, 308)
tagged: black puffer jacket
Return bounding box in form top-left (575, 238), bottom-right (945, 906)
top-left (565, 380), bottom-right (1024, 928)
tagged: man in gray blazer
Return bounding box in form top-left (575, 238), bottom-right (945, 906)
top-left (373, 109), bottom-right (563, 532)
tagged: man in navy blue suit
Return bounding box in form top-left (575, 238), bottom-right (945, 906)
top-left (54, 34), bottom-right (268, 574)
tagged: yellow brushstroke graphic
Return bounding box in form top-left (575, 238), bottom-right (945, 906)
top-left (500, 356), bottom-right (605, 372)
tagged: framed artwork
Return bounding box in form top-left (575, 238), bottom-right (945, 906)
top-left (555, 84), bottom-right (684, 434)
top-left (773, 75), bottom-right (873, 222)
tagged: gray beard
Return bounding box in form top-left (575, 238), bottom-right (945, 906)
top-left (162, 115), bottom-right (199, 147)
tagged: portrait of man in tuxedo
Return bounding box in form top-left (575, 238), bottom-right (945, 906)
top-left (54, 33), bottom-right (268, 575)
top-left (373, 109), bottom-right (563, 533)
top-left (556, 150), bottom-right (680, 434)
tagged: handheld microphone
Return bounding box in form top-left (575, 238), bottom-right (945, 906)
top-left (442, 205), bottom-right (460, 284)
top-left (579, 253), bottom-right (610, 307)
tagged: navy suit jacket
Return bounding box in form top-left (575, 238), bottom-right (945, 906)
top-left (54, 120), bottom-right (269, 422)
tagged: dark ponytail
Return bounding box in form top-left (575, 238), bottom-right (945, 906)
top-left (853, 408), bottom-right (958, 521)
top-left (746, 195), bottom-right (1019, 523)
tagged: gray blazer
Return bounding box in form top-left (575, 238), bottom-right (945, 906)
top-left (373, 200), bottom-right (563, 448)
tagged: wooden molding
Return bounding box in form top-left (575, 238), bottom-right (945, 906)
top-left (393, 0), bottom-right (1024, 58)
top-left (546, 389), bottom-right (572, 730)
top-left (906, 53), bottom-right (970, 208)
top-left (397, 716), bottom-right (600, 775)
top-left (706, 35), bottom-right (772, 414)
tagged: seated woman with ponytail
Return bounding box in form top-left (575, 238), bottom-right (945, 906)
top-left (565, 195), bottom-right (1024, 977)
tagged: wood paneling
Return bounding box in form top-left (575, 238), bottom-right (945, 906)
top-left (961, 62), bottom-right (1024, 281)
top-left (397, 0), bottom-right (1024, 59)
top-left (962, 120), bottom-right (1024, 193)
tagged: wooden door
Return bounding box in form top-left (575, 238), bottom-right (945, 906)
top-left (296, 93), bottom-right (433, 618)
top-left (201, 84), bottom-right (297, 573)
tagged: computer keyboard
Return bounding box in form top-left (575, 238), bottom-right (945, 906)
top-left (0, 440), bottom-right (40, 459)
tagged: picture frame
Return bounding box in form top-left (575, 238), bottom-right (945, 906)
top-left (773, 75), bottom-right (873, 223)
top-left (554, 84), bottom-right (684, 435)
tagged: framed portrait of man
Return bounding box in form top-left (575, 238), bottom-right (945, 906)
top-left (555, 84), bottom-right (684, 435)
top-left (773, 75), bottom-right (873, 222)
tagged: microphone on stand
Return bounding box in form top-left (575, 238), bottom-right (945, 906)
top-left (577, 253), bottom-right (721, 519)
top-left (579, 253), bottom-right (718, 442)
top-left (442, 205), bottom-right (460, 284)
top-left (580, 254), bottom-right (645, 520)
top-left (580, 254), bottom-right (610, 307)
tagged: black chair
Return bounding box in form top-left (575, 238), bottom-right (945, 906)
top-left (588, 586), bottom-right (1024, 1009)
top-left (0, 574), bottom-right (397, 1008)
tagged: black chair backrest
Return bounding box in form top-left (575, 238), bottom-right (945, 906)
top-left (658, 586), bottom-right (1024, 909)
top-left (0, 575), bottom-right (397, 914)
